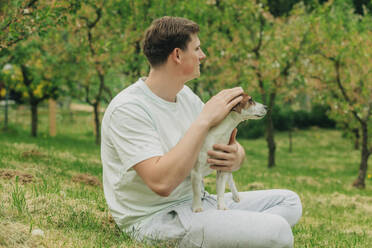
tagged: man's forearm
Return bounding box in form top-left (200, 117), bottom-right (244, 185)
top-left (149, 118), bottom-right (210, 195)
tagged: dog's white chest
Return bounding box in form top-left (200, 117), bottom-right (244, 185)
top-left (195, 113), bottom-right (238, 176)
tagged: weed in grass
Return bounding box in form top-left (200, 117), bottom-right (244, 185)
top-left (10, 176), bottom-right (29, 215)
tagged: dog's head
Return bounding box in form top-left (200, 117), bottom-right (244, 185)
top-left (232, 93), bottom-right (267, 120)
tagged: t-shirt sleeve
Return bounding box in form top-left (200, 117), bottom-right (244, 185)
top-left (183, 85), bottom-right (204, 116)
top-left (108, 103), bottom-right (163, 172)
top-left (193, 94), bottom-right (204, 114)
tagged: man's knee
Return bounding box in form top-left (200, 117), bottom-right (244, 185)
top-left (267, 214), bottom-right (294, 248)
top-left (180, 213), bottom-right (294, 248)
top-left (282, 189), bottom-right (302, 226)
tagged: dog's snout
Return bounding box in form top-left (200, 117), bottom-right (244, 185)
top-left (263, 105), bottom-right (268, 111)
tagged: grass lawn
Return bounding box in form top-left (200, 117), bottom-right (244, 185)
top-left (0, 105), bottom-right (371, 247)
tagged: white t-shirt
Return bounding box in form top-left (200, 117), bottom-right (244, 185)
top-left (101, 77), bottom-right (204, 230)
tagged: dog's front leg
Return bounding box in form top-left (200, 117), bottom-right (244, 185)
top-left (191, 169), bottom-right (203, 212)
top-left (216, 171), bottom-right (229, 210)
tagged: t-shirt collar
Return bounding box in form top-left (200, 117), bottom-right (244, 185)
top-left (138, 77), bottom-right (179, 110)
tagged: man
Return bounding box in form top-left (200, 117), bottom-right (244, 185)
top-left (101, 16), bottom-right (302, 247)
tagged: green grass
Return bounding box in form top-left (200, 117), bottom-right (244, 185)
top-left (0, 105), bottom-right (371, 247)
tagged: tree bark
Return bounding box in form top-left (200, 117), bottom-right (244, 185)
top-left (49, 98), bottom-right (57, 136)
top-left (93, 102), bottom-right (100, 145)
top-left (266, 92), bottom-right (276, 168)
top-left (352, 122), bottom-right (370, 189)
top-left (30, 102), bottom-right (38, 137)
top-left (4, 85), bottom-right (9, 131)
top-left (352, 128), bottom-right (359, 150)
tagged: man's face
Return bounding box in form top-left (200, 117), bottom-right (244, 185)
top-left (180, 34), bottom-right (206, 81)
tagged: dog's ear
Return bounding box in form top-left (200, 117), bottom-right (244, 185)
top-left (232, 93), bottom-right (250, 113)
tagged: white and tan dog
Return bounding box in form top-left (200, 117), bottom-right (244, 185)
top-left (191, 94), bottom-right (267, 212)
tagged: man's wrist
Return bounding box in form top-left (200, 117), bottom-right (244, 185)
top-left (194, 116), bottom-right (211, 131)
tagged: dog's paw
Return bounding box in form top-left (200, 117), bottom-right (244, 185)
top-left (192, 207), bottom-right (203, 213)
top-left (232, 194), bottom-right (240, 203)
top-left (217, 204), bottom-right (228, 210)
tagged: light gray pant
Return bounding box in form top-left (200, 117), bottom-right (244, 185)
top-left (131, 189), bottom-right (302, 248)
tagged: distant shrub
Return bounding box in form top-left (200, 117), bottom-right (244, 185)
top-left (237, 119), bottom-right (265, 139)
top-left (237, 104), bottom-right (335, 139)
top-left (292, 110), bottom-right (311, 129)
top-left (309, 104), bottom-right (336, 128)
top-left (272, 106), bottom-right (294, 131)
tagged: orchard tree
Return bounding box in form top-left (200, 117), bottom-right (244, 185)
top-left (6, 38), bottom-right (62, 136)
top-left (67, 0), bottom-right (135, 145)
top-left (307, 1), bottom-right (372, 188)
top-left (0, 0), bottom-right (72, 51)
top-left (0, 0), bottom-right (81, 136)
top-left (217, 0), bottom-right (310, 167)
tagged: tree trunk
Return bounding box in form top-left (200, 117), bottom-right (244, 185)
top-left (49, 99), bottom-right (57, 136)
top-left (352, 122), bottom-right (370, 189)
top-left (266, 92), bottom-right (276, 168)
top-left (93, 102), bottom-right (100, 145)
top-left (30, 102), bottom-right (38, 137)
top-left (4, 85), bottom-right (9, 131)
top-left (352, 128), bottom-right (359, 150)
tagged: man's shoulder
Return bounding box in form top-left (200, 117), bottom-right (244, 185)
top-left (111, 80), bottom-right (147, 107)
top-left (103, 80), bottom-right (148, 120)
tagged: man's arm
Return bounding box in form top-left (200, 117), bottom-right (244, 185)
top-left (133, 87), bottom-right (244, 197)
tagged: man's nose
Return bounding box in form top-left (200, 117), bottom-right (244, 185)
top-left (200, 50), bottom-right (206, 60)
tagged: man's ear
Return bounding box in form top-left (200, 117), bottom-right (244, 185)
top-left (171, 48), bottom-right (182, 64)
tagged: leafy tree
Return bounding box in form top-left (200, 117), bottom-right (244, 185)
top-left (65, 0), bottom-right (143, 144)
top-left (0, 0), bottom-right (71, 51)
top-left (5, 39), bottom-right (61, 136)
top-left (306, 1), bottom-right (372, 188)
top-left (216, 1), bottom-right (310, 167)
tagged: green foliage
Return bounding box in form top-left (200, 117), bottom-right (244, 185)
top-left (237, 103), bottom-right (335, 139)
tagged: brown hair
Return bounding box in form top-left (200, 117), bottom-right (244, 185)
top-left (142, 16), bottom-right (199, 67)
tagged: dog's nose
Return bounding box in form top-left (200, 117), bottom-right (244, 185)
top-left (264, 105), bottom-right (268, 110)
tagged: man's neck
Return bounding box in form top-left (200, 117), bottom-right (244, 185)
top-left (144, 67), bottom-right (185, 103)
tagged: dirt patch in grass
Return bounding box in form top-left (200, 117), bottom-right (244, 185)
top-left (240, 182), bottom-right (266, 191)
top-left (330, 192), bottom-right (372, 213)
top-left (21, 149), bottom-right (45, 158)
top-left (296, 176), bottom-right (322, 187)
top-left (0, 169), bottom-right (34, 184)
top-left (0, 221), bottom-right (44, 248)
top-left (72, 173), bottom-right (101, 187)
top-left (101, 213), bottom-right (116, 229)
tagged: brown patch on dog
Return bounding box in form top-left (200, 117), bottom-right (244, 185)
top-left (232, 93), bottom-right (251, 114)
top-left (21, 149), bottom-right (45, 158)
top-left (0, 169), bottom-right (34, 184)
top-left (72, 173), bottom-right (101, 187)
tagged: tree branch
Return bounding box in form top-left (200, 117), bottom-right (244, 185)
top-left (333, 59), bottom-right (363, 124)
top-left (252, 14), bottom-right (265, 55)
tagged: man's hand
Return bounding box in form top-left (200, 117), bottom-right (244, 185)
top-left (197, 87), bottom-right (244, 129)
top-left (207, 128), bottom-right (245, 172)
